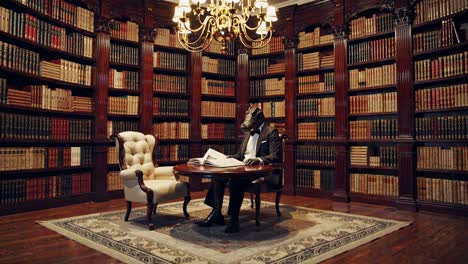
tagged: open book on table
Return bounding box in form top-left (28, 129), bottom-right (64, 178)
top-left (187, 148), bottom-right (245, 167)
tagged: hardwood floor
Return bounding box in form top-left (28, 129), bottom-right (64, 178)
top-left (0, 192), bottom-right (467, 264)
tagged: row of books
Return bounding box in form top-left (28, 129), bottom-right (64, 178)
top-left (0, 146), bottom-right (93, 171)
top-left (417, 146), bottom-right (467, 171)
top-left (201, 123), bottom-right (236, 140)
top-left (251, 37), bottom-right (284, 55)
top-left (154, 74), bottom-right (187, 94)
top-left (0, 113), bottom-right (92, 140)
top-left (415, 84), bottom-right (468, 110)
top-left (0, 172), bottom-right (92, 204)
top-left (350, 173), bottom-right (398, 197)
top-left (297, 52), bottom-right (334, 71)
top-left (15, 0), bottom-right (95, 32)
top-left (416, 116), bottom-right (468, 140)
top-left (296, 145), bottom-right (336, 164)
top-left (4, 85), bottom-right (92, 112)
top-left (297, 97), bottom-right (335, 117)
top-left (270, 122), bottom-right (286, 135)
top-left (107, 171), bottom-right (123, 191)
top-left (201, 144), bottom-right (236, 156)
top-left (110, 44), bottom-right (138, 66)
top-left (297, 28), bottom-right (334, 49)
top-left (414, 0), bottom-right (467, 25)
top-left (40, 59), bottom-right (92, 86)
top-left (349, 92), bottom-right (397, 114)
top-left (296, 169), bottom-right (336, 190)
top-left (249, 58), bottom-right (284, 76)
top-left (297, 121), bottom-right (335, 140)
top-left (108, 96), bottom-right (139, 115)
top-left (297, 73), bottom-right (335, 94)
top-left (0, 40), bottom-right (40, 74)
top-left (153, 122), bottom-right (190, 140)
top-left (258, 100), bottom-right (285, 118)
top-left (201, 78), bottom-right (235, 96)
top-left (349, 119), bottom-right (398, 140)
top-left (417, 177), bottom-right (467, 205)
top-left (107, 146), bottom-right (118, 165)
top-left (349, 64), bottom-right (396, 90)
top-left (205, 40), bottom-right (235, 55)
top-left (154, 28), bottom-right (184, 50)
top-left (414, 51), bottom-right (468, 81)
top-left (153, 98), bottom-right (189, 116)
top-left (153, 51), bottom-right (186, 71)
top-left (0, 7), bottom-right (93, 58)
top-left (413, 19), bottom-right (459, 53)
top-left (249, 78), bottom-right (285, 97)
top-left (348, 37), bottom-right (395, 64)
top-left (109, 69), bottom-right (139, 90)
top-left (155, 144), bottom-right (189, 162)
top-left (110, 20), bottom-right (138, 43)
top-left (201, 101), bottom-right (236, 118)
top-left (349, 13), bottom-right (394, 39)
top-left (350, 146), bottom-right (398, 168)
top-left (201, 56), bottom-right (236, 76)
top-left (107, 120), bottom-right (138, 137)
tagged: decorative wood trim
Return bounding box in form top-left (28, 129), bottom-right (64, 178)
top-left (95, 16), bottom-right (112, 33)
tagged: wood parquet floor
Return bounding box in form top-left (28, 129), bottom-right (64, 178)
top-left (0, 191), bottom-right (467, 264)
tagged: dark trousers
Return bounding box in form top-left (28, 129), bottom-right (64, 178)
top-left (203, 178), bottom-right (228, 215)
top-left (227, 178), bottom-right (254, 222)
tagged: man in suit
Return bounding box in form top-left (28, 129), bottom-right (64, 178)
top-left (196, 104), bottom-right (281, 233)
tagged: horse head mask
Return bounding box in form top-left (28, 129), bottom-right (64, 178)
top-left (241, 106), bottom-right (265, 133)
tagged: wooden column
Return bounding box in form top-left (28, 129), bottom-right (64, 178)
top-left (331, 5), bottom-right (350, 202)
top-left (394, 1), bottom-right (417, 211)
top-left (139, 6), bottom-right (156, 134)
top-left (283, 38), bottom-right (297, 196)
top-left (236, 48), bottom-right (249, 136)
top-left (188, 51), bottom-right (203, 190)
top-left (93, 14), bottom-right (111, 200)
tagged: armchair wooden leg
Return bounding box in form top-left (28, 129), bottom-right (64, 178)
top-left (255, 186), bottom-right (261, 226)
top-left (125, 201), bottom-right (132, 221)
top-left (183, 196), bottom-right (191, 219)
top-left (250, 192), bottom-right (254, 208)
top-left (147, 202), bottom-right (155, 230)
top-left (275, 191), bottom-right (282, 217)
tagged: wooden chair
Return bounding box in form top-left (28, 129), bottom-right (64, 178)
top-left (110, 131), bottom-right (190, 230)
top-left (247, 134), bottom-right (287, 226)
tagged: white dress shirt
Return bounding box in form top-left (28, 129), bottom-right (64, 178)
top-left (243, 123), bottom-right (264, 163)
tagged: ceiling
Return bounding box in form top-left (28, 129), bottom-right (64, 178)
top-left (164, 0), bottom-right (319, 9)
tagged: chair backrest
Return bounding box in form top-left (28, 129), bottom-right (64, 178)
top-left (110, 131), bottom-right (160, 180)
top-left (270, 133), bottom-right (287, 187)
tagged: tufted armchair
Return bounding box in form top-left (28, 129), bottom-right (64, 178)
top-left (110, 131), bottom-right (190, 230)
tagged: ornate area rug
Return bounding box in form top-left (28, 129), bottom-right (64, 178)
top-left (39, 199), bottom-right (410, 264)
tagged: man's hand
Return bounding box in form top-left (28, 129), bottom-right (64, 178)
top-left (244, 158), bottom-right (261, 165)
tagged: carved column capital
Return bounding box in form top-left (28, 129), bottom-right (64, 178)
top-left (236, 48), bottom-right (248, 55)
top-left (282, 37), bottom-right (298, 49)
top-left (95, 16), bottom-right (112, 33)
top-left (331, 25), bottom-right (348, 39)
top-left (394, 7), bottom-right (414, 26)
top-left (139, 27), bottom-right (157, 42)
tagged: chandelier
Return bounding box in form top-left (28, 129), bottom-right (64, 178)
top-left (172, 0), bottom-right (278, 53)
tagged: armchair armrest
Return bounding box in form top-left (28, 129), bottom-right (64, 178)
top-left (120, 169), bottom-right (154, 198)
top-left (154, 166), bottom-right (177, 181)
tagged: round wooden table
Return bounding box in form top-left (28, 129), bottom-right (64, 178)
top-left (173, 164), bottom-right (273, 218)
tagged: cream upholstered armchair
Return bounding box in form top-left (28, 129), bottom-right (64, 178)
top-left (111, 131), bottom-right (190, 230)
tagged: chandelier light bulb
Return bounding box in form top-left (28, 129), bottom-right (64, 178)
top-left (172, 7), bottom-right (183, 22)
top-left (265, 6), bottom-right (277, 22)
top-left (178, 0), bottom-right (192, 13)
top-left (256, 21), bottom-right (268, 35)
top-left (179, 20), bottom-right (191, 34)
top-left (254, 0), bottom-right (268, 9)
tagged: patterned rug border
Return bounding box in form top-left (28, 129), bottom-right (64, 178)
top-left (38, 198), bottom-right (411, 264)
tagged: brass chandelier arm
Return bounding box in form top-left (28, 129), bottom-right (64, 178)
top-left (238, 30), bottom-right (272, 49)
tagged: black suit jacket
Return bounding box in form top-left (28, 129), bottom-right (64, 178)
top-left (231, 125), bottom-right (282, 185)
